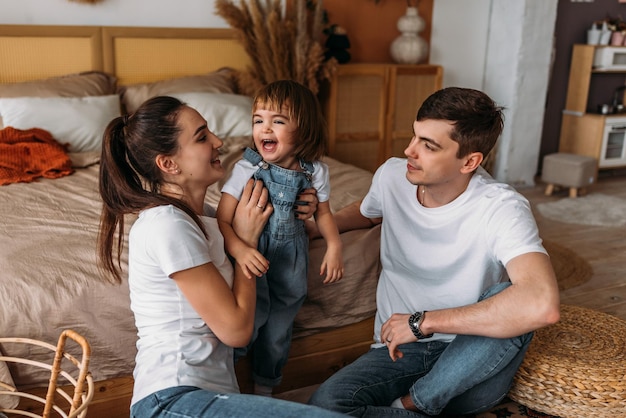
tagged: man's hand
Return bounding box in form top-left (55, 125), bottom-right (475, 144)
top-left (381, 313), bottom-right (416, 361)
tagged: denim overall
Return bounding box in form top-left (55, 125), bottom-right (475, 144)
top-left (241, 147), bottom-right (313, 387)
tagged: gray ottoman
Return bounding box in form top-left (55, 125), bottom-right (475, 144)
top-left (541, 153), bottom-right (597, 198)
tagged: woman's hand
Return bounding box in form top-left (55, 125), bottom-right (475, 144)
top-left (294, 188), bottom-right (318, 220)
top-left (233, 179), bottom-right (273, 248)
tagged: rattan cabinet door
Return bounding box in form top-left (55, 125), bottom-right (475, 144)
top-left (325, 63), bottom-right (442, 172)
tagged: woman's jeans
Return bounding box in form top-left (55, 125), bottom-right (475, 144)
top-left (308, 282), bottom-right (533, 417)
top-left (131, 386), bottom-right (348, 418)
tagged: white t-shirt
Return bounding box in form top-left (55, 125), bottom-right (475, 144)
top-left (221, 158), bottom-right (331, 202)
top-left (361, 158), bottom-right (546, 345)
top-left (128, 204), bottom-right (238, 405)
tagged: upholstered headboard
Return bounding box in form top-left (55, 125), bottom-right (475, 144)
top-left (0, 25), bottom-right (250, 85)
top-left (0, 25), bottom-right (103, 83)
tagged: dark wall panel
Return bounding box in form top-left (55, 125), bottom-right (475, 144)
top-left (540, 0), bottom-right (626, 171)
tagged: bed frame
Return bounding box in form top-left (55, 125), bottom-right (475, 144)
top-left (0, 24), bottom-right (376, 417)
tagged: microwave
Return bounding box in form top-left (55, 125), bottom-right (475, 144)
top-left (593, 46), bottom-right (626, 70)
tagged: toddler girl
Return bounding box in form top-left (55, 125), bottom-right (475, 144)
top-left (217, 80), bottom-right (343, 397)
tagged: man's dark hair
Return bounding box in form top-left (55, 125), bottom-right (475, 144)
top-left (417, 87), bottom-right (505, 158)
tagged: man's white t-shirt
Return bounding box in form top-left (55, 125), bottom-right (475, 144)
top-left (361, 158), bottom-right (546, 345)
top-left (128, 205), bottom-right (238, 405)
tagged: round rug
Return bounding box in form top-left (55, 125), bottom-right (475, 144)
top-left (543, 240), bottom-right (593, 291)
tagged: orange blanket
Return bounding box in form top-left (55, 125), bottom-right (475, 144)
top-left (0, 127), bottom-right (74, 186)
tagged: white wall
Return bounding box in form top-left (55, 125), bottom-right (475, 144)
top-left (430, 0), bottom-right (558, 187)
top-left (430, 0), bottom-right (491, 89)
top-left (0, 0), bottom-right (228, 28)
top-left (486, 1), bottom-right (558, 186)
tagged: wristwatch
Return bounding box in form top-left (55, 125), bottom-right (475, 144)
top-left (408, 311), bottom-right (434, 340)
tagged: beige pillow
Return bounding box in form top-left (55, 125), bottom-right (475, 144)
top-left (0, 71), bottom-right (117, 98)
top-left (118, 67), bottom-right (237, 113)
top-left (0, 71), bottom-right (117, 128)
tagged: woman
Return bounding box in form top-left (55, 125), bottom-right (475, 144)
top-left (97, 96), bottom-right (343, 418)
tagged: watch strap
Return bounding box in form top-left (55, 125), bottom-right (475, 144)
top-left (408, 311), bottom-right (434, 340)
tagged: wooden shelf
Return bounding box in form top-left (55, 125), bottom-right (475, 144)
top-left (559, 44), bottom-right (626, 170)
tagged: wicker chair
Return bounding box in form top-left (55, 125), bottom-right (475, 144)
top-left (0, 329), bottom-right (94, 418)
top-left (509, 304), bottom-right (626, 418)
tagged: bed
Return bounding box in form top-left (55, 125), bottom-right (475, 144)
top-left (0, 25), bottom-right (382, 417)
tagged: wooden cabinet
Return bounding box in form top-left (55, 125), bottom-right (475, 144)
top-left (323, 63), bottom-right (443, 172)
top-left (559, 44), bottom-right (626, 170)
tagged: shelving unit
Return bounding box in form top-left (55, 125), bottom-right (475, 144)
top-left (323, 63), bottom-right (443, 172)
top-left (559, 44), bottom-right (626, 170)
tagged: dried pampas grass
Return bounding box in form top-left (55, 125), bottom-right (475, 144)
top-left (215, 0), bottom-right (336, 96)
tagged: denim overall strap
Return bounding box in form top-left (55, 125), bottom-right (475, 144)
top-left (300, 160), bottom-right (314, 182)
top-left (243, 147), bottom-right (268, 169)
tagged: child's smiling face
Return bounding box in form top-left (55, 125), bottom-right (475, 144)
top-left (252, 105), bottom-right (300, 170)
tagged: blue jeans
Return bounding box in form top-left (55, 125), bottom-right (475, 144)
top-left (308, 283), bottom-right (533, 417)
top-left (131, 386), bottom-right (348, 418)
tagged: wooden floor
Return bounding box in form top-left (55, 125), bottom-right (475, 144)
top-left (520, 169), bottom-right (626, 322)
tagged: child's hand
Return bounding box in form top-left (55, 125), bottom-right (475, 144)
top-left (236, 247), bottom-right (269, 279)
top-left (320, 250), bottom-right (344, 284)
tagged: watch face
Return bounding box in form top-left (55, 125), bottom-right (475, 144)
top-left (409, 312), bottom-right (422, 332)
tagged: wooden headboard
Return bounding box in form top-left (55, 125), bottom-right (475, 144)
top-left (0, 25), bottom-right (250, 85)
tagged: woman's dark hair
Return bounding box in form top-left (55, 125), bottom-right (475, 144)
top-left (252, 80), bottom-right (328, 162)
top-left (97, 96), bottom-right (205, 284)
top-left (416, 87), bottom-right (505, 159)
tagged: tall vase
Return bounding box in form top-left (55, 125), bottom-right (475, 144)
top-left (390, 6), bottom-right (428, 65)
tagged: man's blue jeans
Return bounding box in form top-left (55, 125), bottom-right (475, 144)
top-left (308, 282), bottom-right (533, 417)
top-left (131, 386), bottom-right (348, 418)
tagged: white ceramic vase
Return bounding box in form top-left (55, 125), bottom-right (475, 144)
top-left (390, 7), bottom-right (428, 65)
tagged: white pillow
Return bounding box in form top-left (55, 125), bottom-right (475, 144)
top-left (0, 95), bottom-right (121, 152)
top-left (173, 92), bottom-right (252, 139)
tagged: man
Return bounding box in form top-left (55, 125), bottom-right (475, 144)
top-left (308, 87), bottom-right (560, 417)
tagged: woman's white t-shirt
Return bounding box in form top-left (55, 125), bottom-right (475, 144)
top-left (361, 158), bottom-right (546, 345)
top-left (128, 204), bottom-right (238, 405)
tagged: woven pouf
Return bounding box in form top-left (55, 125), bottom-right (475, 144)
top-left (508, 304), bottom-right (626, 418)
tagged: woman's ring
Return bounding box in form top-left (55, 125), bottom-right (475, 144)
top-left (386, 338), bottom-right (391, 343)
top-left (256, 204), bottom-right (264, 209)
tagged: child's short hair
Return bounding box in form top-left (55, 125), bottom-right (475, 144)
top-left (253, 80), bottom-right (328, 162)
